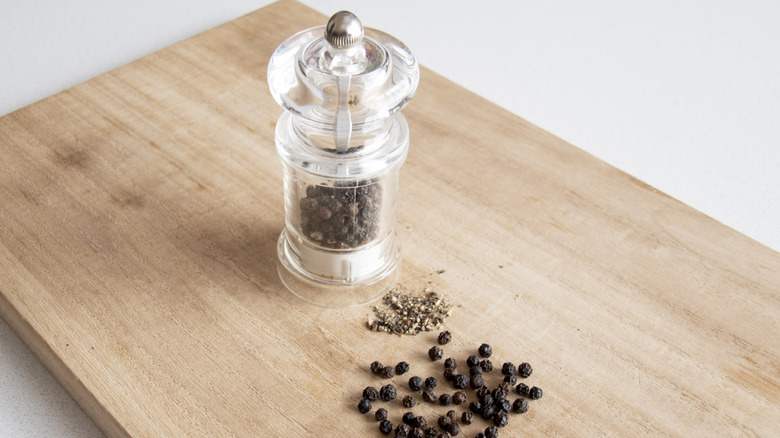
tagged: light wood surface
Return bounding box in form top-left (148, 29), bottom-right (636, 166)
top-left (1, 1), bottom-right (778, 436)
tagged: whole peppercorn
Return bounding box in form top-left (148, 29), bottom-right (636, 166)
top-left (470, 374), bottom-right (484, 389)
top-left (501, 362), bottom-right (516, 376)
top-left (469, 365), bottom-right (483, 376)
top-left (422, 388), bottom-right (437, 403)
top-left (413, 415), bottom-right (427, 429)
top-left (395, 423), bottom-right (411, 437)
top-left (395, 361), bottom-right (410, 375)
top-left (478, 343), bottom-right (492, 358)
top-left (491, 388), bottom-right (506, 403)
top-left (515, 383), bottom-right (530, 397)
top-left (410, 428), bottom-right (424, 438)
top-left (452, 391), bottom-right (467, 405)
top-left (378, 419), bottom-right (393, 434)
top-left (529, 386), bottom-right (543, 400)
top-left (446, 409), bottom-right (458, 423)
top-left (438, 330), bottom-right (452, 345)
top-left (518, 362), bottom-right (532, 378)
top-left (476, 386), bottom-right (491, 401)
top-left (409, 376), bottom-right (424, 392)
top-left (438, 415), bottom-right (452, 429)
top-left (485, 426), bottom-right (499, 438)
top-left (493, 412), bottom-right (509, 428)
top-left (475, 434), bottom-right (485, 438)
top-left (453, 374), bottom-right (469, 390)
top-left (379, 384), bottom-right (397, 401)
top-left (469, 400), bottom-right (483, 413)
top-left (481, 404), bottom-right (497, 420)
top-left (424, 426), bottom-right (438, 438)
top-left (382, 366), bottom-right (395, 379)
top-left (424, 377), bottom-right (438, 389)
top-left (440, 433), bottom-right (452, 438)
top-left (446, 423), bottom-right (461, 436)
top-left (444, 357), bottom-right (457, 369)
top-left (403, 395), bottom-right (416, 408)
top-left (402, 411), bottom-right (416, 426)
top-left (495, 399), bottom-right (511, 413)
top-left (466, 355), bottom-right (480, 368)
top-left (371, 361), bottom-right (383, 375)
top-left (480, 359), bottom-right (493, 373)
top-left (428, 346), bottom-right (443, 361)
top-left (375, 407), bottom-right (388, 421)
top-left (363, 386), bottom-right (378, 401)
top-left (498, 381), bottom-right (512, 394)
top-left (358, 398), bottom-right (372, 414)
top-left (443, 368), bottom-right (458, 381)
top-left (512, 398), bottom-right (529, 414)
top-left (461, 411), bottom-right (474, 425)
top-left (439, 393), bottom-right (452, 406)
top-left (503, 375), bottom-right (517, 386)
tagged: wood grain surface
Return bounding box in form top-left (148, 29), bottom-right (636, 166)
top-left (1, 1), bottom-right (778, 436)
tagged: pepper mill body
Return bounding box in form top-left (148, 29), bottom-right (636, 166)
top-left (268, 12), bottom-right (418, 307)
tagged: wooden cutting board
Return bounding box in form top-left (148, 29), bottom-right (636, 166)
top-left (1, 1), bottom-right (778, 436)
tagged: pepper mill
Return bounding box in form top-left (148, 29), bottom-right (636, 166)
top-left (267, 11), bottom-right (419, 307)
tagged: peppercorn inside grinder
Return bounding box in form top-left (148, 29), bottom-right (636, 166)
top-left (267, 11), bottom-right (419, 307)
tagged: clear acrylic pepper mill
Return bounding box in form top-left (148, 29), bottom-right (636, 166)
top-left (267, 11), bottom-right (419, 307)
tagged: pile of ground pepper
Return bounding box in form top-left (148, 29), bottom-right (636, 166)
top-left (367, 287), bottom-right (453, 335)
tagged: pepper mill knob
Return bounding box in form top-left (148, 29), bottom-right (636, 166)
top-left (325, 11), bottom-right (364, 49)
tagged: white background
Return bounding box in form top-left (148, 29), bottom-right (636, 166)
top-left (1, 1), bottom-right (778, 436)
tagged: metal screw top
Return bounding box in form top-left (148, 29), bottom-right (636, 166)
top-left (325, 11), bottom-right (364, 49)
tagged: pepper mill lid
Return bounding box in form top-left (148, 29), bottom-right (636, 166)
top-left (325, 11), bottom-right (364, 49)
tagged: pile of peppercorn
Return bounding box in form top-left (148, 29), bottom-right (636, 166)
top-left (356, 330), bottom-right (544, 437)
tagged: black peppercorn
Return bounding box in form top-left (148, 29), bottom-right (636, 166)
top-left (501, 362), bottom-right (516, 376)
top-left (428, 346), bottom-right (443, 361)
top-left (446, 423), bottom-right (461, 436)
top-left (424, 426), bottom-right (438, 438)
top-left (478, 343), bottom-right (492, 358)
top-left (479, 359), bottom-right (493, 373)
top-left (476, 387), bottom-right (491, 401)
top-left (358, 398), bottom-right (372, 414)
top-left (413, 415), bottom-right (427, 429)
top-left (422, 388), bottom-right (437, 403)
top-left (371, 361), bottom-right (383, 375)
top-left (470, 374), bottom-right (484, 389)
top-left (498, 381), bottom-right (512, 394)
top-left (493, 412), bottom-right (509, 428)
top-left (444, 357), bottom-right (457, 369)
top-left (469, 365), bottom-right (483, 376)
top-left (424, 377), bottom-right (438, 389)
top-left (515, 383), bottom-right (530, 397)
top-left (529, 386), bottom-right (543, 400)
top-left (512, 398), bottom-right (529, 414)
top-left (481, 404), bottom-right (496, 420)
top-left (363, 386), bottom-right (378, 401)
top-left (491, 388), bottom-right (506, 403)
top-left (518, 362), bottom-right (532, 378)
top-left (439, 393), bottom-right (452, 406)
top-left (466, 355), bottom-right (480, 368)
top-left (503, 374), bottom-right (517, 386)
top-left (403, 395), bottom-right (416, 408)
top-left (440, 433), bottom-right (452, 438)
top-left (469, 400), bottom-right (483, 413)
top-left (461, 411), bottom-right (474, 425)
top-left (438, 415), bottom-right (452, 429)
top-left (495, 399), bottom-right (511, 413)
top-left (475, 434), bottom-right (485, 438)
top-left (443, 368), bottom-right (457, 382)
top-left (402, 411), bottom-right (416, 425)
top-left (410, 428), bottom-right (425, 438)
top-left (382, 366), bottom-right (395, 379)
top-left (375, 407), bottom-right (388, 421)
top-left (409, 376), bottom-right (424, 392)
top-left (378, 419), bottom-right (393, 434)
top-left (396, 361), bottom-right (410, 375)
top-left (485, 426), bottom-right (499, 438)
top-left (379, 384), bottom-right (397, 401)
top-left (446, 409), bottom-right (458, 422)
top-left (453, 374), bottom-right (469, 390)
top-left (395, 423), bottom-right (411, 437)
top-left (438, 330), bottom-right (452, 345)
top-left (452, 391), bottom-right (467, 405)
